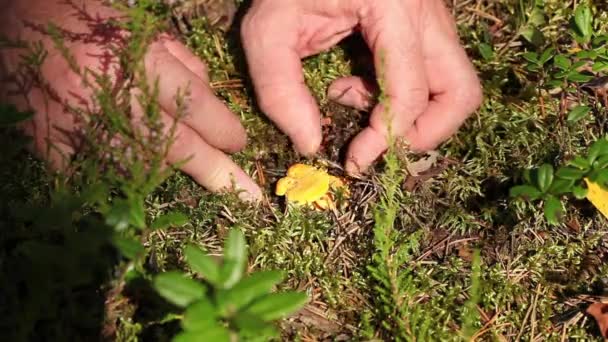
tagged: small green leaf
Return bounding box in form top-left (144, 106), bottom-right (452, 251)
top-left (573, 185), bottom-right (588, 200)
top-left (172, 326), bottom-right (230, 342)
top-left (478, 43), bottom-right (494, 61)
top-left (154, 272), bottom-right (206, 308)
top-left (528, 8), bottom-right (546, 26)
top-left (571, 60), bottom-right (587, 69)
top-left (82, 183), bottom-right (109, 205)
top-left (567, 72), bottom-right (594, 83)
top-left (520, 26), bottom-right (544, 47)
top-left (523, 169), bottom-right (533, 184)
top-left (569, 156), bottom-right (591, 170)
top-left (128, 196), bottom-right (146, 229)
top-left (592, 169), bottom-right (608, 185)
top-left (549, 178), bottom-right (575, 195)
top-left (523, 52), bottom-right (539, 63)
top-left (217, 271), bottom-right (284, 314)
top-left (151, 211), bottom-right (189, 230)
top-left (554, 55), bottom-right (571, 70)
top-left (588, 139), bottom-right (608, 163)
top-left (112, 235), bottom-right (144, 260)
top-left (0, 104), bottom-right (34, 126)
top-left (555, 166), bottom-right (587, 180)
top-left (567, 105), bottom-right (591, 122)
top-left (573, 3), bottom-right (593, 40)
top-left (233, 313), bottom-right (279, 340)
top-left (539, 48), bottom-right (555, 64)
top-left (537, 164), bottom-right (554, 193)
top-left (106, 197), bottom-right (146, 231)
top-left (543, 196), bottom-right (563, 225)
top-left (593, 61), bottom-right (608, 72)
top-left (219, 229), bottom-right (247, 289)
top-left (594, 155), bottom-right (608, 169)
top-left (184, 244), bottom-right (220, 286)
top-left (245, 292), bottom-right (308, 321)
top-left (182, 298), bottom-right (217, 331)
top-left (509, 185), bottom-right (542, 200)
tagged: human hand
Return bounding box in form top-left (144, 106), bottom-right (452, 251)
top-left (0, 0), bottom-right (261, 200)
top-left (241, 0), bottom-right (482, 175)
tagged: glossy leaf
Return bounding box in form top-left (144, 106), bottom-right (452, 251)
top-left (528, 8), bottom-right (546, 26)
top-left (569, 156), bottom-right (591, 170)
top-left (217, 271), bottom-right (284, 313)
top-left (184, 244), bottom-right (220, 286)
top-left (172, 326), bottom-right (230, 342)
top-left (554, 55), bottom-right (571, 70)
top-left (154, 272), bottom-right (206, 308)
top-left (543, 196), bottom-right (563, 225)
top-left (234, 312), bottom-right (279, 340)
top-left (588, 139), bottom-right (608, 163)
top-left (509, 185), bottom-right (542, 200)
top-left (112, 235), bottom-right (144, 260)
top-left (105, 199), bottom-right (131, 231)
top-left (568, 72), bottom-right (594, 83)
top-left (573, 185), bottom-right (588, 200)
top-left (555, 166), bottom-right (587, 180)
top-left (594, 169), bottom-right (608, 186)
top-left (539, 48), bottom-right (555, 64)
top-left (151, 211), bottom-right (189, 230)
top-left (567, 105), bottom-right (591, 122)
top-left (181, 298), bottom-right (217, 331)
top-left (594, 155), bottom-right (608, 169)
top-left (592, 62), bottom-right (608, 72)
top-left (219, 229), bottom-right (247, 289)
top-left (245, 292), bottom-right (308, 321)
top-left (520, 26), bottom-right (544, 47)
top-left (537, 164), bottom-right (554, 193)
top-left (104, 197), bottom-right (145, 231)
top-left (549, 178), bottom-right (575, 195)
top-left (479, 43), bottom-right (494, 61)
top-left (574, 4), bottom-right (593, 40)
top-left (523, 52), bottom-right (539, 63)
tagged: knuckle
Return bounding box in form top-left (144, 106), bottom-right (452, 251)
top-left (454, 79), bottom-right (483, 114)
top-left (396, 87), bottom-right (429, 116)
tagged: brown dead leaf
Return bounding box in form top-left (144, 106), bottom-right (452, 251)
top-left (457, 243), bottom-right (474, 262)
top-left (587, 302), bottom-right (608, 339)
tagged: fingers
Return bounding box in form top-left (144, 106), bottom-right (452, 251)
top-left (328, 76), bottom-right (376, 111)
top-left (345, 0), bottom-right (481, 174)
top-left (161, 115), bottom-right (262, 201)
top-left (241, 6), bottom-right (322, 155)
top-left (160, 35), bottom-right (210, 83)
top-left (346, 1), bottom-right (429, 173)
top-left (359, 1), bottom-right (430, 135)
top-left (128, 88), bottom-right (261, 201)
top-left (145, 41), bottom-right (247, 153)
top-left (404, 1), bottom-right (482, 151)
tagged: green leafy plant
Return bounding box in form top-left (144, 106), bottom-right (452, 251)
top-left (510, 137), bottom-right (608, 224)
top-left (517, 0), bottom-right (546, 47)
top-left (153, 229), bottom-right (309, 342)
top-left (571, 2), bottom-right (594, 45)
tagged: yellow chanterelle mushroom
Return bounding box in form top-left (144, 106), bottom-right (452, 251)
top-left (584, 178), bottom-right (608, 219)
top-left (275, 164), bottom-right (349, 210)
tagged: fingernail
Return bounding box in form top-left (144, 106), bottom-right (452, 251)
top-left (345, 159), bottom-right (367, 177)
top-left (235, 177), bottom-right (263, 203)
top-left (295, 132), bottom-right (321, 157)
top-left (328, 87), bottom-right (344, 100)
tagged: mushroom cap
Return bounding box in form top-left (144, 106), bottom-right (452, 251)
top-left (275, 164), bottom-right (331, 205)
